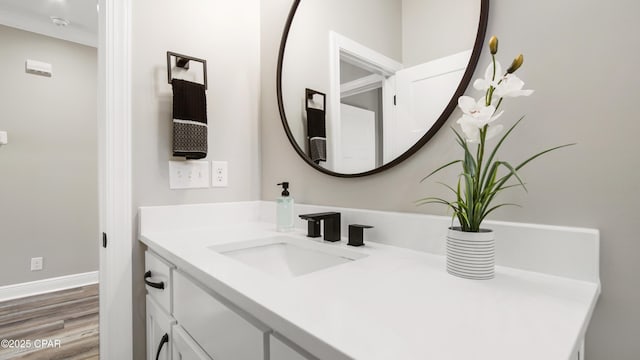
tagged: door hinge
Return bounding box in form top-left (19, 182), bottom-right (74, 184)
top-left (393, 95), bottom-right (396, 105)
top-left (102, 232), bottom-right (107, 248)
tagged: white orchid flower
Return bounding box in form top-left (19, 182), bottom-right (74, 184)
top-left (456, 96), bottom-right (504, 142)
top-left (457, 115), bottom-right (482, 142)
top-left (457, 115), bottom-right (505, 143)
top-left (458, 96), bottom-right (503, 125)
top-left (473, 61), bottom-right (502, 92)
top-left (493, 73), bottom-right (534, 98)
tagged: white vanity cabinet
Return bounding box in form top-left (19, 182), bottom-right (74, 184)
top-left (145, 251), bottom-right (176, 360)
top-left (146, 250), bottom-right (309, 360)
top-left (173, 271), bottom-right (269, 360)
top-left (146, 296), bottom-right (175, 360)
top-left (172, 325), bottom-right (213, 360)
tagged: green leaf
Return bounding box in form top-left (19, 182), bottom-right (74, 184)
top-left (456, 177), bottom-right (465, 208)
top-left (480, 203), bottom-right (522, 223)
top-left (457, 208), bottom-right (471, 230)
top-left (452, 128), bottom-right (477, 177)
top-left (460, 172), bottom-right (475, 223)
top-left (498, 161), bottom-right (528, 192)
top-left (479, 116), bottom-right (525, 187)
top-left (436, 182), bottom-right (458, 195)
top-left (494, 143), bottom-right (576, 192)
top-left (480, 162), bottom-right (500, 198)
top-left (465, 150), bottom-right (476, 178)
top-left (453, 176), bottom-right (469, 230)
top-left (420, 160), bottom-right (462, 182)
top-left (415, 197), bottom-right (456, 207)
top-left (514, 143), bottom-right (576, 172)
top-left (497, 183), bottom-right (526, 192)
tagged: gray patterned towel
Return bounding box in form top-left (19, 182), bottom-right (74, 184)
top-left (309, 137), bottom-right (326, 164)
top-left (306, 107), bottom-right (326, 163)
top-left (172, 79), bottom-right (207, 159)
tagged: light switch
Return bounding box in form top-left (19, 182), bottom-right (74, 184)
top-left (169, 160), bottom-right (210, 189)
top-left (0, 131), bottom-right (7, 145)
top-left (25, 59), bottom-right (52, 77)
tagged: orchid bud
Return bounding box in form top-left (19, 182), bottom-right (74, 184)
top-left (489, 36), bottom-right (498, 54)
top-left (507, 54), bottom-right (524, 73)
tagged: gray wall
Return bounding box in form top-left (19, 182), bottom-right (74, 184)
top-left (261, 0), bottom-right (640, 358)
top-left (402, 0), bottom-right (480, 66)
top-left (131, 0), bottom-right (261, 358)
top-left (0, 25), bottom-right (98, 286)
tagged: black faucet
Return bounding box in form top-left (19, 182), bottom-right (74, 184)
top-left (348, 224), bottom-right (373, 247)
top-left (298, 212), bottom-right (341, 242)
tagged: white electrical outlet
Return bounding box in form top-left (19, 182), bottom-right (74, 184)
top-left (211, 161), bottom-right (228, 187)
top-left (169, 160), bottom-right (210, 189)
top-left (30, 257), bottom-right (43, 271)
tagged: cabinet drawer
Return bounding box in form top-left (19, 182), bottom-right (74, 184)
top-left (172, 325), bottom-right (213, 360)
top-left (145, 251), bottom-right (173, 314)
top-left (146, 296), bottom-right (175, 360)
top-left (173, 271), bottom-right (268, 360)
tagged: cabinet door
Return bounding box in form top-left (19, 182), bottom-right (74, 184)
top-left (172, 325), bottom-right (213, 360)
top-left (173, 271), bottom-right (268, 360)
top-left (146, 295), bottom-right (175, 360)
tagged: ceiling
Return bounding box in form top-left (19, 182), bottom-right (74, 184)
top-left (0, 0), bottom-right (98, 47)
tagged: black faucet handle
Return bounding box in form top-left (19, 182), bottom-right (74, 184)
top-left (348, 224), bottom-right (374, 247)
top-left (298, 213), bottom-right (326, 238)
top-left (298, 212), bottom-right (340, 220)
top-left (301, 218), bottom-right (321, 238)
top-left (298, 212), bottom-right (341, 241)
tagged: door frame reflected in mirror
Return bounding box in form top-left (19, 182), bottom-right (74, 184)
top-left (329, 31), bottom-right (403, 172)
top-left (277, 0), bottom-right (490, 178)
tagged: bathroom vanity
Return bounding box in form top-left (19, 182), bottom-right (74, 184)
top-left (139, 201), bottom-right (600, 360)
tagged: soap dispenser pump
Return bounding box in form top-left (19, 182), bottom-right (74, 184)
top-left (276, 182), bottom-right (294, 232)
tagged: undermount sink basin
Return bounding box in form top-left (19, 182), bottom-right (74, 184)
top-left (209, 235), bottom-right (367, 278)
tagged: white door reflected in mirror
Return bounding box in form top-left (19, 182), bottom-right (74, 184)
top-left (338, 104), bottom-right (376, 173)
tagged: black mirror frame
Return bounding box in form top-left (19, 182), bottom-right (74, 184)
top-left (277, 0), bottom-right (490, 178)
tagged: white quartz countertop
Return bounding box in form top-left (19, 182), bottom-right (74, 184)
top-left (140, 221), bottom-right (600, 360)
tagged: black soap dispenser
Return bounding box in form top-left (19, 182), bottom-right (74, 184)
top-left (276, 182), bottom-right (294, 232)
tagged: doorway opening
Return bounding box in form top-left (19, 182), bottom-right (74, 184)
top-left (0, 1), bottom-right (100, 358)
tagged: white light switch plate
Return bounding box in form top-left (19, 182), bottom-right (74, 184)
top-left (169, 160), bottom-right (210, 189)
top-left (0, 131), bottom-right (7, 145)
top-left (211, 161), bottom-right (228, 187)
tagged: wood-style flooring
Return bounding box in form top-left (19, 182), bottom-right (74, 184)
top-left (0, 285), bottom-right (99, 360)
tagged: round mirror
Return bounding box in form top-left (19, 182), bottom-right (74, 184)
top-left (277, 0), bottom-right (489, 177)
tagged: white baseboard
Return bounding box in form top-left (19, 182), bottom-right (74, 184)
top-left (0, 271), bottom-right (99, 302)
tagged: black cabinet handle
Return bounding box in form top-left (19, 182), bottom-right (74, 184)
top-left (155, 333), bottom-right (169, 360)
top-left (144, 271), bottom-right (165, 290)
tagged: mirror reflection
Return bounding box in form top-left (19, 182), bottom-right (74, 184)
top-left (281, 0), bottom-right (483, 175)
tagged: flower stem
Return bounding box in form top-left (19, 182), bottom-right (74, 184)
top-left (491, 54), bottom-right (496, 80)
top-left (475, 126), bottom-right (487, 231)
top-left (486, 55), bottom-right (497, 106)
top-left (495, 97), bottom-right (504, 112)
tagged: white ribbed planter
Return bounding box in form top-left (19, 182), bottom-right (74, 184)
top-left (446, 227), bottom-right (495, 280)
